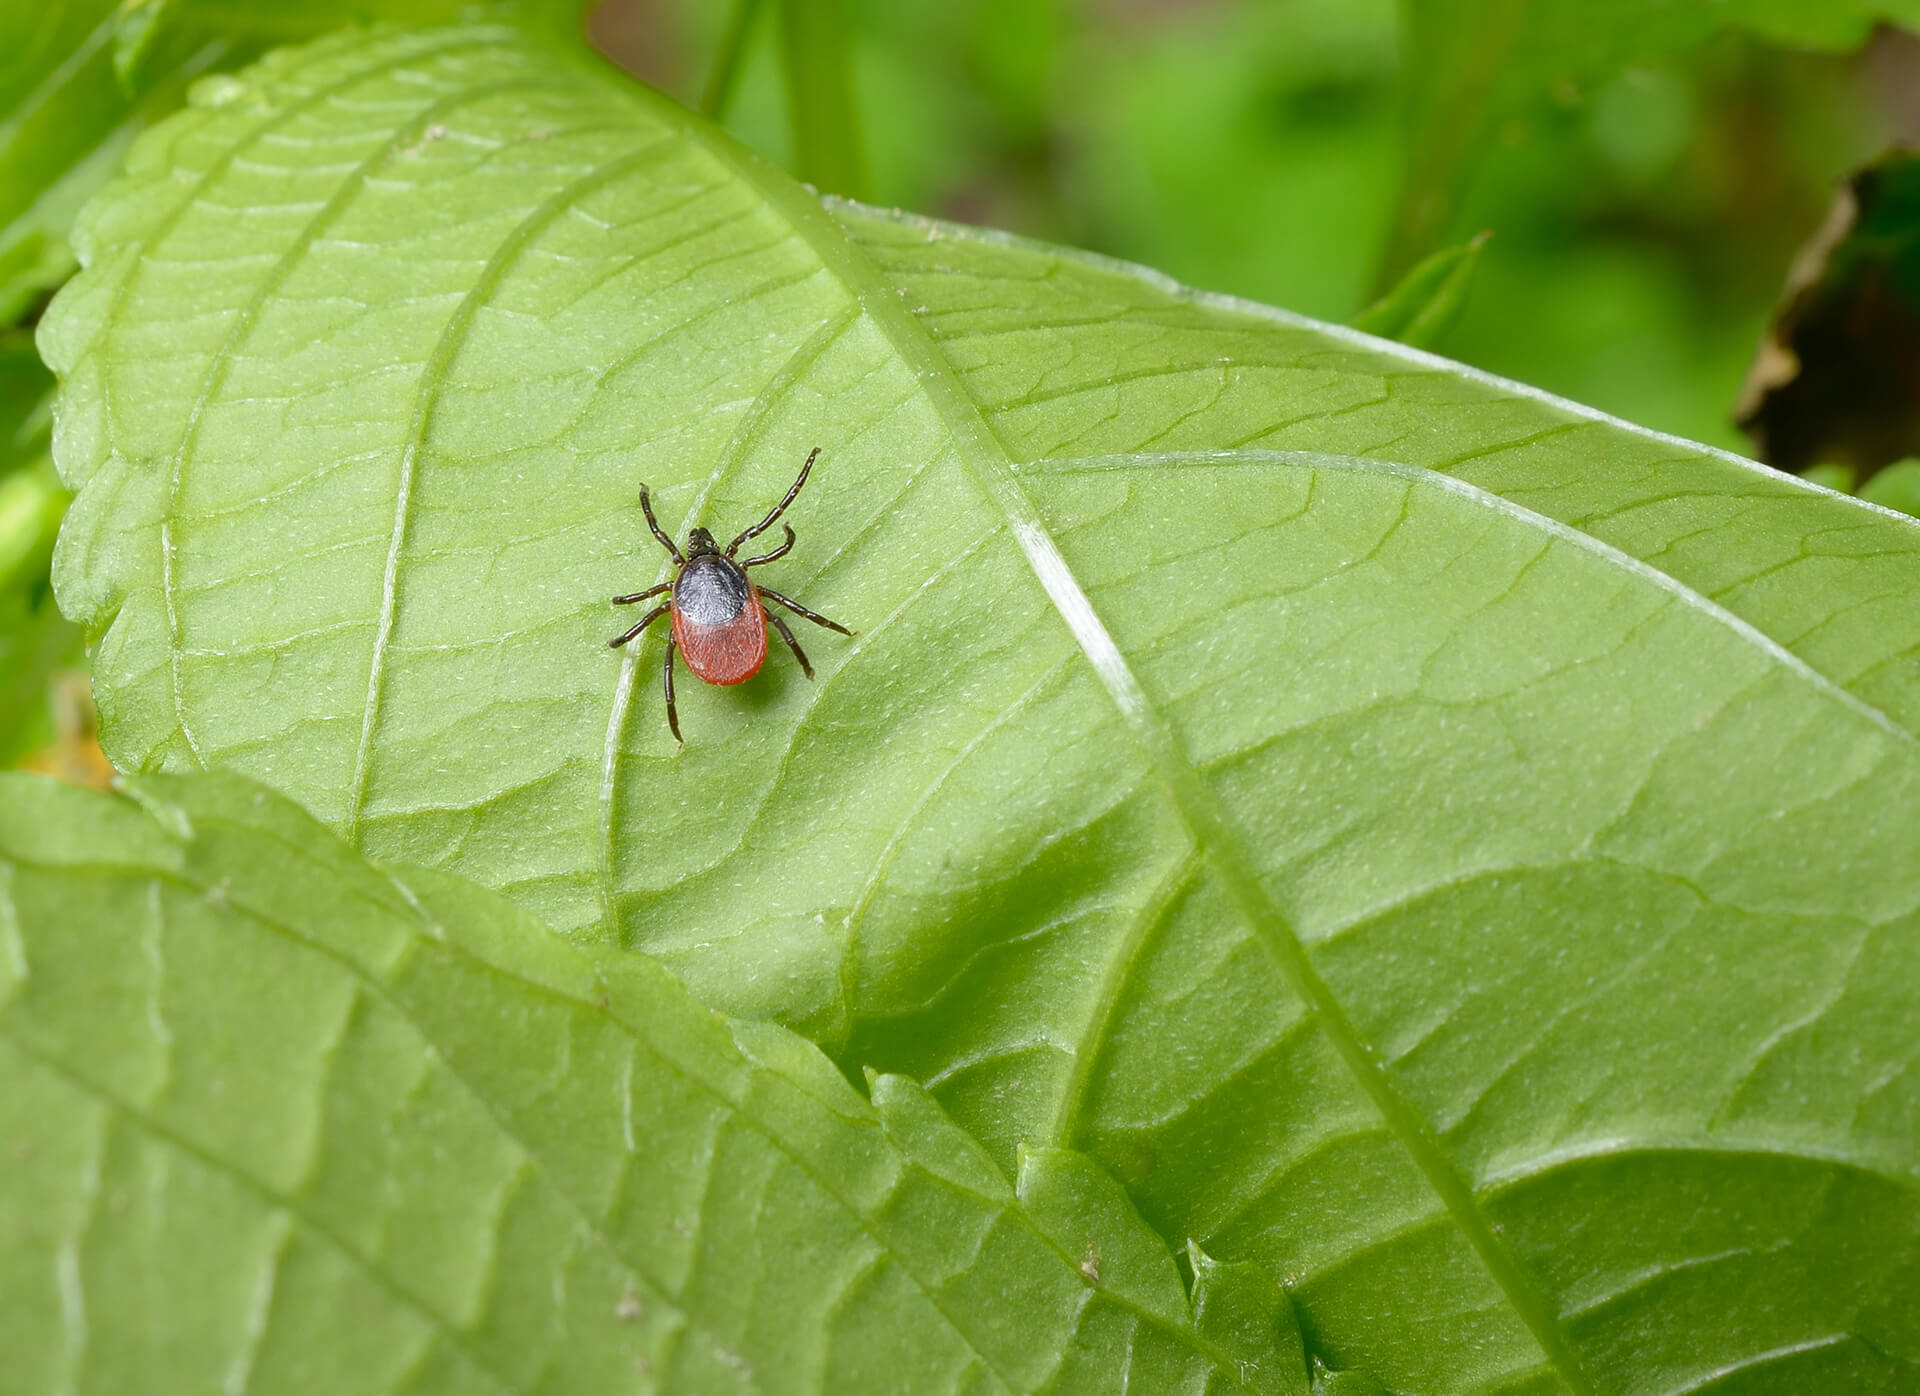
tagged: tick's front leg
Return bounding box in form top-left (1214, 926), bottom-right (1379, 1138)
top-left (613, 581), bottom-right (670, 605)
top-left (609, 602), bottom-right (670, 649)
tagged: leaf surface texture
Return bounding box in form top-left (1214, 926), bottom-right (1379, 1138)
top-left (40, 27), bottom-right (1920, 1394)
top-left (0, 771), bottom-right (1289, 1395)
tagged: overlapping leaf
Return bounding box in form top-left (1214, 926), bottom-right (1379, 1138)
top-left (0, 770), bottom-right (1294, 1395)
top-left (41, 26), bottom-right (1920, 1393)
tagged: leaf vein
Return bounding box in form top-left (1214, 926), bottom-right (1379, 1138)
top-left (348, 138), bottom-right (677, 841)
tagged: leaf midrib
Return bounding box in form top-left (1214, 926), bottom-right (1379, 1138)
top-left (616, 86), bottom-right (1604, 1396)
top-left (1034, 449), bottom-right (1920, 752)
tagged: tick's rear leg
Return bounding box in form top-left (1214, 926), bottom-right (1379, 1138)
top-left (664, 633), bottom-right (683, 743)
top-left (758, 586), bottom-right (852, 636)
top-left (609, 602), bottom-right (669, 649)
top-left (763, 603), bottom-right (814, 680)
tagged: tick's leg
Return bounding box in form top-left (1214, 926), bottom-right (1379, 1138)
top-left (639, 485), bottom-right (684, 564)
top-left (663, 633), bottom-right (682, 743)
top-left (608, 602), bottom-right (669, 648)
top-left (763, 603), bottom-right (814, 680)
top-left (739, 525), bottom-right (794, 569)
top-left (612, 581), bottom-right (671, 605)
top-left (728, 446), bottom-right (820, 555)
top-left (758, 586), bottom-right (853, 635)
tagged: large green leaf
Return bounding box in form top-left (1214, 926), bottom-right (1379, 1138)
top-left (0, 770), bottom-right (1296, 1395)
top-left (41, 26), bottom-right (1920, 1393)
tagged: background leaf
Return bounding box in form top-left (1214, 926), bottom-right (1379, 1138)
top-left (0, 769), bottom-right (1287, 1395)
top-left (1351, 231), bottom-right (1488, 349)
top-left (41, 26), bottom-right (1920, 1393)
top-left (1382, 0), bottom-right (1920, 280)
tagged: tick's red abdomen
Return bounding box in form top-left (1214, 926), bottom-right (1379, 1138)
top-left (672, 553), bottom-right (766, 684)
top-left (676, 605), bottom-right (766, 683)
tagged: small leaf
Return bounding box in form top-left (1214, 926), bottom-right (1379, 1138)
top-left (1860, 458), bottom-right (1920, 518)
top-left (0, 769), bottom-right (1266, 1394)
top-left (112, 0), bottom-right (183, 88)
top-left (1186, 1241), bottom-right (1309, 1396)
top-left (1016, 1143), bottom-right (1187, 1323)
top-left (1351, 230), bottom-right (1488, 349)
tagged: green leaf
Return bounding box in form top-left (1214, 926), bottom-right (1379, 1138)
top-left (1383, 0), bottom-right (1920, 277)
top-left (701, 0), bottom-right (769, 120)
top-left (1861, 460), bottom-right (1920, 519)
top-left (0, 463), bottom-right (76, 764)
top-left (1312, 1361), bottom-right (1388, 1396)
top-left (0, 325), bottom-right (53, 472)
top-left (1186, 1242), bottom-right (1310, 1396)
top-left (41, 26), bottom-right (1920, 1393)
top-left (1351, 230), bottom-right (1487, 349)
top-left (1016, 1144), bottom-right (1188, 1323)
top-left (0, 769), bottom-right (1272, 1394)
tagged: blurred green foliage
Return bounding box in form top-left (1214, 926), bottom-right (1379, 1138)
top-left (612, 0), bottom-right (1919, 452)
top-left (1863, 457), bottom-right (1920, 511)
top-left (0, 328), bottom-right (73, 766)
top-left (1352, 231), bottom-right (1489, 349)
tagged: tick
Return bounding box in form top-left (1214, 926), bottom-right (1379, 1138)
top-left (609, 447), bottom-right (852, 742)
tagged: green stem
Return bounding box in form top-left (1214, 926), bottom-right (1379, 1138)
top-left (774, 0), bottom-right (867, 199)
top-left (700, 0), bottom-right (767, 120)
